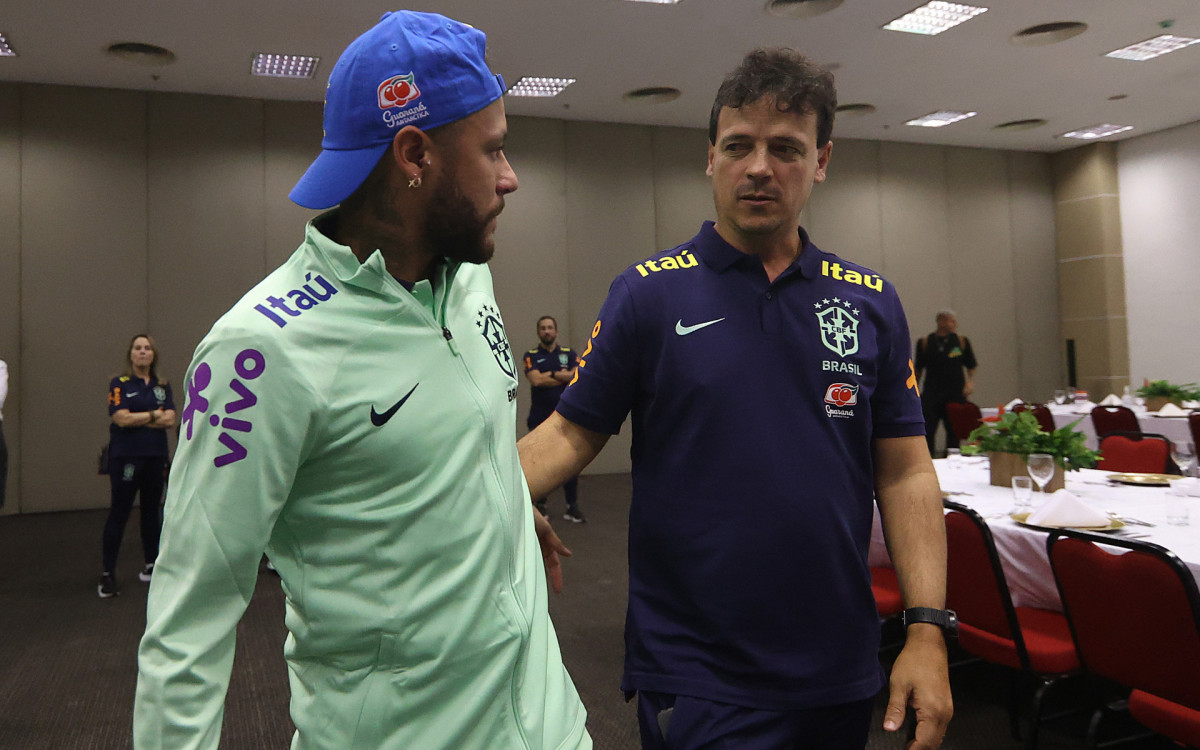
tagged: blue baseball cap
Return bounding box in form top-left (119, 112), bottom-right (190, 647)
top-left (289, 11), bottom-right (506, 210)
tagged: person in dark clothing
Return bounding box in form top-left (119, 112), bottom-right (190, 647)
top-left (523, 316), bottom-right (583, 523)
top-left (914, 310), bottom-right (977, 455)
top-left (100, 334), bottom-right (176, 598)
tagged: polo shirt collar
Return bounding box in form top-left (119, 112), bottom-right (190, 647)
top-left (693, 220), bottom-right (821, 278)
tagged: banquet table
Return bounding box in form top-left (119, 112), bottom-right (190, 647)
top-left (981, 403), bottom-right (1194, 450)
top-left (869, 457), bottom-right (1200, 612)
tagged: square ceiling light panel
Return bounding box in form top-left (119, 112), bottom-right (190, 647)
top-left (1106, 35), bottom-right (1200, 61)
top-left (1060, 124), bottom-right (1134, 140)
top-left (0, 32), bottom-right (16, 56)
top-left (884, 2), bottom-right (987, 35)
top-left (906, 110), bottom-right (978, 127)
top-left (507, 77), bottom-right (576, 97)
top-left (251, 54), bottom-right (320, 79)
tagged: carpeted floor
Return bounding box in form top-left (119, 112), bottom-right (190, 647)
top-left (0, 474), bottom-right (1179, 749)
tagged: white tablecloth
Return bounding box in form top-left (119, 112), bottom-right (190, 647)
top-left (870, 457), bottom-right (1200, 612)
top-left (981, 404), bottom-right (1194, 450)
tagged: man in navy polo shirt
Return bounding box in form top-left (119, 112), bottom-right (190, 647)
top-left (520, 48), bottom-right (952, 749)
top-left (523, 316), bottom-right (584, 522)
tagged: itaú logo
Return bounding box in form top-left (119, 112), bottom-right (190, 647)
top-left (824, 382), bottom-right (859, 407)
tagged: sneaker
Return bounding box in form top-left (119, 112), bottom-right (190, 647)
top-left (98, 573), bottom-right (120, 598)
top-left (138, 564), bottom-right (155, 582)
top-left (563, 508), bottom-right (587, 524)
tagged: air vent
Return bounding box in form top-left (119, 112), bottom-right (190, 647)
top-left (107, 42), bottom-right (176, 66)
top-left (623, 86), bottom-right (682, 103)
top-left (836, 103), bottom-right (876, 116)
top-left (1011, 22), bottom-right (1087, 46)
top-left (764, 0), bottom-right (844, 20)
top-left (993, 119), bottom-right (1047, 131)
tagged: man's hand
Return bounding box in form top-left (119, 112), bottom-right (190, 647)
top-left (883, 630), bottom-right (953, 749)
top-left (962, 382), bottom-right (974, 397)
top-left (532, 507), bottom-right (572, 594)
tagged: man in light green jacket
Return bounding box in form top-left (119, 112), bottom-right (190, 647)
top-left (134, 11), bottom-right (590, 749)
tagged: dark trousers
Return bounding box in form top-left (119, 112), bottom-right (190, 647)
top-left (0, 420), bottom-right (7, 508)
top-left (636, 691), bottom-right (876, 750)
top-left (102, 455), bottom-right (166, 574)
top-left (922, 394), bottom-right (961, 455)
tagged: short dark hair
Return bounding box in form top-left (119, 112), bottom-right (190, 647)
top-left (708, 48), bottom-right (837, 148)
top-left (536, 315), bottom-right (557, 329)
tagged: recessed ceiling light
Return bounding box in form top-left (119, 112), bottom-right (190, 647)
top-left (764, 0), bottom-right (844, 19)
top-left (906, 110), bottom-right (977, 127)
top-left (1060, 124), bottom-right (1134, 140)
top-left (1105, 34), bottom-right (1200, 61)
top-left (251, 54), bottom-right (320, 79)
top-left (883, 2), bottom-right (987, 36)
top-left (507, 77), bottom-right (575, 98)
top-left (107, 42), bottom-right (176, 67)
top-left (623, 86), bottom-right (682, 103)
top-left (0, 32), bottom-right (16, 57)
top-left (1108, 94), bottom-right (1128, 101)
top-left (993, 118), bottom-right (1047, 132)
top-left (1011, 21), bottom-right (1088, 46)
top-left (836, 103), bottom-right (876, 116)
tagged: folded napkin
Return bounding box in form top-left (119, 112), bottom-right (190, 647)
top-left (1073, 400), bottom-right (1097, 413)
top-left (1184, 400), bottom-right (1199, 409)
top-left (1026, 490), bottom-right (1110, 528)
top-left (1004, 398), bottom-right (1024, 410)
top-left (1099, 393), bottom-right (1122, 406)
top-left (1155, 402), bottom-right (1189, 417)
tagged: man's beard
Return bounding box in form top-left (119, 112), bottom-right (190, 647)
top-left (423, 175), bottom-right (499, 265)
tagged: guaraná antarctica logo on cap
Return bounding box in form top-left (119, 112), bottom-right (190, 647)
top-left (378, 73), bottom-right (428, 128)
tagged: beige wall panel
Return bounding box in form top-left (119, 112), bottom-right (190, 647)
top-left (147, 93), bottom-right (267, 373)
top-left (1060, 317), bottom-right (1119, 394)
top-left (1055, 195), bottom-right (1122, 261)
top-left (877, 142), bottom-right (951, 357)
top-left (21, 85), bottom-right (148, 512)
top-left (1058, 256), bottom-right (1126, 320)
top-left (489, 116), bottom-right (570, 435)
top-left (1006, 152), bottom-right (1063, 401)
top-left (651, 126), bottom-right (713, 252)
top-left (0, 84), bottom-right (20, 514)
top-left (1053, 143), bottom-right (1119, 203)
top-left (806, 139), bottom-right (884, 272)
top-left (945, 148), bottom-right (1019, 407)
top-left (564, 121), bottom-right (658, 475)
top-left (265, 100), bottom-right (323, 270)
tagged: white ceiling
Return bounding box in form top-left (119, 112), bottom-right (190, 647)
top-left (3, 0), bottom-right (1200, 153)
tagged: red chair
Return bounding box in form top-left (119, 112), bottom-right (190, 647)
top-left (1047, 530), bottom-right (1200, 749)
top-left (944, 501), bottom-right (1079, 748)
top-left (1012, 403), bottom-right (1057, 433)
top-left (1189, 411), bottom-right (1200, 452)
top-left (1097, 432), bottom-right (1171, 474)
top-left (870, 565), bottom-right (903, 618)
top-left (945, 401), bottom-right (983, 442)
top-left (1090, 406), bottom-right (1140, 440)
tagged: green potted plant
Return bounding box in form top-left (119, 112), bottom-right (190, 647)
top-left (961, 411), bottom-right (1100, 491)
top-left (1136, 380), bottom-right (1199, 412)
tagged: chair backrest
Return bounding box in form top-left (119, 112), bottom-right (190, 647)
top-left (1189, 412), bottom-right (1200, 449)
top-left (945, 401), bottom-right (983, 441)
top-left (1047, 530), bottom-right (1200, 711)
top-left (1090, 405), bottom-right (1141, 440)
top-left (943, 500), bottom-right (1029, 668)
top-left (1029, 405), bottom-right (1057, 434)
top-left (1098, 432), bottom-right (1170, 473)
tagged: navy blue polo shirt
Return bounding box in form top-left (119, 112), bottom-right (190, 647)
top-left (556, 221), bottom-right (924, 709)
top-left (108, 375), bottom-right (174, 458)
top-left (524, 345), bottom-right (578, 423)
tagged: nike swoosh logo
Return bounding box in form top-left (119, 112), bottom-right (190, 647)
top-left (675, 318), bottom-right (726, 336)
top-left (370, 383), bottom-right (419, 426)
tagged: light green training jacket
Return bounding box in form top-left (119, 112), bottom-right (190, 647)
top-left (134, 216), bottom-right (591, 750)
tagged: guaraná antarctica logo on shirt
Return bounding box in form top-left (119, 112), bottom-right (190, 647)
top-left (180, 348), bottom-right (266, 468)
top-left (814, 298), bottom-right (860, 359)
top-left (476, 304), bottom-right (516, 379)
top-left (378, 73), bottom-right (428, 128)
top-left (824, 382), bottom-right (859, 419)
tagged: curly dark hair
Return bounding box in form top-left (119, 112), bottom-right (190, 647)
top-left (708, 48), bottom-right (837, 147)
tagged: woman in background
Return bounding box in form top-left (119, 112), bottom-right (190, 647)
top-left (100, 334), bottom-right (175, 598)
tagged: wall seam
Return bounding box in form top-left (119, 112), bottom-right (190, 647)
top-left (145, 92), bottom-right (152, 333)
top-left (15, 84), bottom-right (26, 512)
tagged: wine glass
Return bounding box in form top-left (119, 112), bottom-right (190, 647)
top-left (1171, 441), bottom-right (1196, 478)
top-left (1053, 389), bottom-right (1067, 406)
top-left (1027, 453), bottom-right (1056, 493)
top-left (945, 447), bottom-right (962, 467)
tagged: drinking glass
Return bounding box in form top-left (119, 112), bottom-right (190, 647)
top-left (945, 448), bottom-right (962, 467)
top-left (1053, 389), bottom-right (1067, 406)
top-left (1066, 387), bottom-right (1076, 403)
top-left (1166, 480), bottom-right (1190, 526)
top-left (1171, 441), bottom-right (1196, 478)
top-left (1027, 453), bottom-right (1056, 493)
top-left (1011, 476), bottom-right (1033, 512)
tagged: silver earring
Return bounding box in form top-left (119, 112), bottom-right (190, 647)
top-left (408, 175), bottom-right (422, 189)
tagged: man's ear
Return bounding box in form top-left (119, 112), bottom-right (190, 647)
top-left (391, 126), bottom-right (432, 178)
top-left (706, 143), bottom-right (715, 177)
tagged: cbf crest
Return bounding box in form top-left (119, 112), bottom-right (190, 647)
top-left (477, 304), bottom-right (516, 378)
top-left (814, 298), bottom-right (860, 358)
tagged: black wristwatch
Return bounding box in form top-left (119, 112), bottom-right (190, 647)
top-left (902, 607), bottom-right (958, 640)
